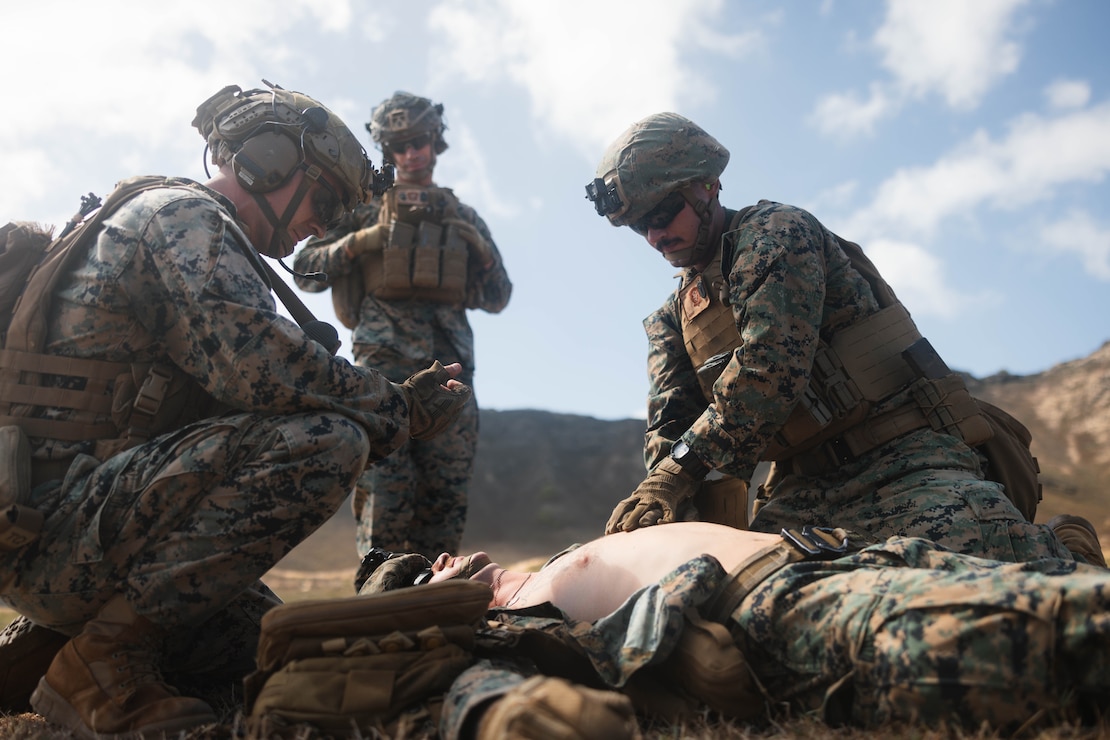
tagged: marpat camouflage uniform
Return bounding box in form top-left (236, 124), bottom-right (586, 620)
top-left (440, 541), bottom-right (1110, 737)
top-left (644, 199), bottom-right (1067, 562)
top-left (0, 182), bottom-right (411, 680)
top-left (294, 195), bottom-right (511, 558)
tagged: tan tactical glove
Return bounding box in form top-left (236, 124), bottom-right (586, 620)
top-left (342, 224), bottom-right (386, 258)
top-left (477, 676), bottom-right (641, 740)
top-left (442, 217), bottom-right (495, 268)
top-left (402, 360), bottom-right (472, 440)
top-left (605, 457), bottom-right (701, 535)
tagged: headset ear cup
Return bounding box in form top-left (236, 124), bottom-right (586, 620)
top-left (231, 131), bottom-right (301, 193)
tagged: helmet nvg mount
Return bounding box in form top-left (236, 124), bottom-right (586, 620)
top-left (367, 91), bottom-right (448, 163)
top-left (586, 112), bottom-right (729, 266)
top-left (586, 111), bottom-right (732, 267)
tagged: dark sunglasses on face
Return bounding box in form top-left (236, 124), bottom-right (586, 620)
top-left (386, 133), bottom-right (432, 154)
top-left (631, 191), bottom-right (687, 236)
top-left (311, 178), bottom-right (345, 230)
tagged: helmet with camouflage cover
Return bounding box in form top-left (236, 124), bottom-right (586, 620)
top-left (587, 112), bottom-right (729, 227)
top-left (367, 91), bottom-right (448, 164)
top-left (586, 112), bottom-right (729, 266)
top-left (193, 81), bottom-right (392, 257)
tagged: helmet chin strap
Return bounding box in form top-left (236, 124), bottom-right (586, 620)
top-left (251, 173), bottom-right (316, 258)
top-left (661, 190), bottom-right (717, 268)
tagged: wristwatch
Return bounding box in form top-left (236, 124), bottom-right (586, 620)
top-left (670, 440), bottom-right (709, 479)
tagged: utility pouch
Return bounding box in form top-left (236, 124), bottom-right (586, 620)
top-left (245, 579), bottom-right (491, 739)
top-left (664, 609), bottom-right (763, 720)
top-left (0, 425), bottom-right (42, 551)
top-left (692, 476), bottom-right (749, 529)
top-left (908, 374), bottom-right (992, 447)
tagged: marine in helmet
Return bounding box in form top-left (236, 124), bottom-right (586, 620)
top-left (586, 112), bottom-right (1103, 567)
top-left (0, 81), bottom-right (471, 737)
top-left (293, 92), bottom-right (512, 560)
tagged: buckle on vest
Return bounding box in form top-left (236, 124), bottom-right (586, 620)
top-left (781, 526), bottom-right (849, 559)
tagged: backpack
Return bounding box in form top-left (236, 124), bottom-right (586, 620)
top-left (243, 580), bottom-right (492, 739)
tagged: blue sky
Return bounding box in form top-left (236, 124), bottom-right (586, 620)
top-left (3, 0), bottom-right (1108, 421)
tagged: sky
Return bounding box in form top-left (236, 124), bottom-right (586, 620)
top-left (2, 0), bottom-right (1108, 421)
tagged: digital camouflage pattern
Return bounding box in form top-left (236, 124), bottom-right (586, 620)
top-left (731, 536), bottom-right (1110, 730)
top-left (0, 182), bottom-right (414, 669)
top-left (294, 194), bottom-right (511, 558)
top-left (440, 541), bottom-right (1110, 737)
top-left (644, 199), bottom-right (1068, 562)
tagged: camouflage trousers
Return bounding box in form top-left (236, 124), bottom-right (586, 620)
top-left (730, 536), bottom-right (1110, 731)
top-left (0, 410), bottom-right (368, 634)
top-left (750, 428), bottom-right (1070, 563)
top-left (353, 391), bottom-right (478, 559)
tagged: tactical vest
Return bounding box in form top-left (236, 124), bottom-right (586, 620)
top-left (680, 208), bottom-right (990, 465)
top-left (363, 185), bottom-right (470, 303)
top-left (0, 177), bottom-right (222, 467)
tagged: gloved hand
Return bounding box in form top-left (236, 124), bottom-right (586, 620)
top-left (402, 360), bottom-right (472, 440)
top-left (477, 676), bottom-right (641, 740)
top-left (342, 224), bottom-right (386, 258)
top-left (442, 217), bottom-right (495, 268)
top-left (605, 457), bottom-right (701, 535)
top-left (355, 550), bottom-right (433, 594)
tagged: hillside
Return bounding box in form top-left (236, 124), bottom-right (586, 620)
top-left (273, 342), bottom-right (1110, 585)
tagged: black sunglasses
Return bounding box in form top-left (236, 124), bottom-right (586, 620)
top-left (312, 177), bottom-right (345, 230)
top-left (385, 133), bottom-right (432, 154)
top-left (631, 191), bottom-right (687, 236)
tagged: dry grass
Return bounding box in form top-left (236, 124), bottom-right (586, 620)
top-left (2, 709), bottom-right (1108, 740)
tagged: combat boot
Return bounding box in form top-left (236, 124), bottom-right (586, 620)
top-left (29, 595), bottom-right (217, 739)
top-left (1048, 514), bottom-right (1108, 568)
top-left (0, 615), bottom-right (69, 713)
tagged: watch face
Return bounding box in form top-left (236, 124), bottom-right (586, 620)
top-left (672, 440), bottom-right (690, 459)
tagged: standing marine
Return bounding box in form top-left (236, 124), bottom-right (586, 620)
top-left (293, 92), bottom-right (512, 559)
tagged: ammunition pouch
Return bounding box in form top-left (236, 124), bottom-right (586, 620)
top-left (355, 184), bottom-right (471, 305)
top-left (0, 425), bottom-right (41, 551)
top-left (370, 219), bottom-right (469, 303)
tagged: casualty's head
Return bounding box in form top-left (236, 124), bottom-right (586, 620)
top-left (586, 112), bottom-right (729, 268)
top-left (193, 81), bottom-right (393, 257)
top-left (354, 547), bottom-right (494, 595)
top-left (367, 91), bottom-right (448, 184)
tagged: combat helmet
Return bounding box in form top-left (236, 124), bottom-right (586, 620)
top-left (586, 112), bottom-right (729, 266)
top-left (193, 81), bottom-right (393, 257)
top-left (367, 91), bottom-right (448, 164)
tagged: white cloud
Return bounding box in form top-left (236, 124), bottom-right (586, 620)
top-left (812, 0), bottom-right (1031, 137)
top-left (426, 0), bottom-right (764, 159)
top-left (876, 0), bottom-right (1030, 109)
top-left (1040, 210), bottom-right (1110, 280)
top-left (810, 83), bottom-right (894, 138)
top-left (865, 239), bottom-right (995, 319)
top-left (843, 102), bottom-right (1110, 240)
top-left (1045, 79), bottom-right (1092, 110)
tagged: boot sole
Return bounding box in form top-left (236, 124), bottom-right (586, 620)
top-left (30, 676), bottom-right (217, 740)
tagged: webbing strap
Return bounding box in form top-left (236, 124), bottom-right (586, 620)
top-left (703, 526), bottom-right (852, 624)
